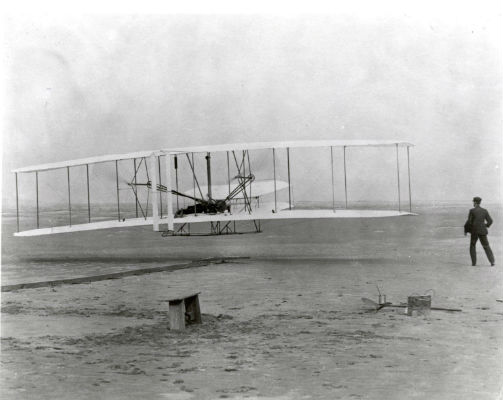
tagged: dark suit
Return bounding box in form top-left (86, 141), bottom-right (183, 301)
top-left (465, 206), bottom-right (495, 265)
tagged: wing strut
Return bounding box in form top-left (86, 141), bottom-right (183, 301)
top-left (343, 146), bottom-right (348, 208)
top-left (407, 146), bottom-right (412, 213)
top-left (164, 154), bottom-right (174, 231)
top-left (231, 151), bottom-right (253, 213)
top-left (330, 146), bottom-right (335, 213)
top-left (226, 151), bottom-right (231, 198)
top-left (115, 160), bottom-right (121, 221)
top-left (67, 166), bottom-right (72, 226)
top-left (174, 156), bottom-right (180, 210)
top-left (396, 143), bottom-right (401, 212)
top-left (185, 153), bottom-right (205, 201)
top-left (133, 159), bottom-right (139, 218)
top-left (272, 148), bottom-right (277, 213)
top-left (191, 153), bottom-right (197, 215)
top-left (287, 147), bottom-right (292, 210)
top-left (230, 151), bottom-right (248, 206)
top-left (241, 151), bottom-right (250, 211)
top-left (206, 152), bottom-right (212, 200)
top-left (86, 164), bottom-right (91, 222)
top-left (144, 157), bottom-right (149, 181)
top-left (247, 150), bottom-right (253, 200)
top-left (158, 156), bottom-right (163, 219)
top-left (129, 159), bottom-right (149, 219)
top-left (149, 155), bottom-right (160, 231)
top-left (15, 172), bottom-right (19, 232)
top-left (146, 184), bottom-right (150, 217)
top-left (36, 171), bottom-right (39, 228)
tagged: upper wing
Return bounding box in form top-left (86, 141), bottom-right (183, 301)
top-left (166, 140), bottom-right (414, 156)
top-left (12, 140), bottom-right (413, 173)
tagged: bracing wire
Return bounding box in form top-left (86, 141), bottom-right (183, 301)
top-left (185, 153), bottom-right (205, 200)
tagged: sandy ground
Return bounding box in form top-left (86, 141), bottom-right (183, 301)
top-left (1, 204), bottom-right (503, 399)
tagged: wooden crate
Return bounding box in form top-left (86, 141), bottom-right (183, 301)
top-left (407, 295), bottom-right (431, 316)
top-left (168, 292), bottom-right (202, 330)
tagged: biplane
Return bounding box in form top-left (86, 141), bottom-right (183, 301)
top-left (12, 140), bottom-right (415, 237)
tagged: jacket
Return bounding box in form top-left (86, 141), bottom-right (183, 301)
top-left (465, 206), bottom-right (493, 235)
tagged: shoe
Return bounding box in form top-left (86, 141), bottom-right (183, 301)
top-left (491, 263), bottom-right (495, 267)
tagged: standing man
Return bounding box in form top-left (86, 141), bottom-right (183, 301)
top-left (464, 197), bottom-right (495, 266)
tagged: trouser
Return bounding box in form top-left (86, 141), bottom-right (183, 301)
top-left (470, 234), bottom-right (495, 265)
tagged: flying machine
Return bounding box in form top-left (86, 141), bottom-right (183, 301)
top-left (12, 140), bottom-right (415, 237)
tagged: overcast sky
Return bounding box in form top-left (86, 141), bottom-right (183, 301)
top-left (2, 8), bottom-right (502, 209)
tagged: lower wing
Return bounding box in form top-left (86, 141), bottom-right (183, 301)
top-left (14, 203), bottom-right (414, 237)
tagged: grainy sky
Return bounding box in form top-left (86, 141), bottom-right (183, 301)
top-left (2, 6), bottom-right (502, 209)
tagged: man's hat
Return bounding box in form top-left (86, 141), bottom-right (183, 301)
top-left (473, 196), bottom-right (482, 204)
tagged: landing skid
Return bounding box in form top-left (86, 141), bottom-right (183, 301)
top-left (161, 220), bottom-right (262, 237)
